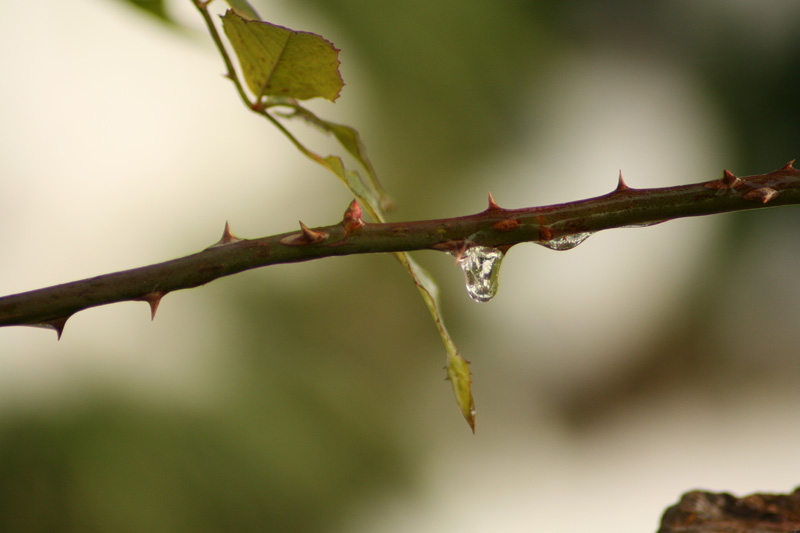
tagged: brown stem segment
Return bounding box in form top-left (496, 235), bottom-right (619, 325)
top-left (1, 163), bottom-right (798, 334)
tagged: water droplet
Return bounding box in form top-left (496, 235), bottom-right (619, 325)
top-left (536, 232), bottom-right (593, 251)
top-left (622, 220), bottom-right (665, 229)
top-left (458, 246), bottom-right (504, 303)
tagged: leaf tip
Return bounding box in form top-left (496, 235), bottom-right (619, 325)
top-left (446, 351), bottom-right (476, 433)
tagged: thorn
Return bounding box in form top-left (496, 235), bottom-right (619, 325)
top-left (486, 192), bottom-right (502, 211)
top-left (616, 170), bottom-right (630, 191)
top-left (300, 221), bottom-right (326, 242)
top-left (743, 187), bottom-right (780, 204)
top-left (780, 160), bottom-right (796, 171)
top-left (342, 199), bottom-right (365, 234)
top-left (137, 291), bottom-right (166, 320)
top-left (279, 221), bottom-right (329, 246)
top-left (722, 169), bottom-right (743, 188)
top-left (206, 221), bottom-right (242, 249)
top-left (705, 169), bottom-right (743, 190)
top-left (28, 316), bottom-right (70, 340)
top-left (219, 221), bottom-right (240, 244)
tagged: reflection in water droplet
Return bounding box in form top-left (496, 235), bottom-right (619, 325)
top-left (536, 232), bottom-right (593, 251)
top-left (458, 246), bottom-right (504, 303)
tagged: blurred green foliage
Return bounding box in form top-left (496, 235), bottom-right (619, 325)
top-left (6, 0), bottom-right (800, 530)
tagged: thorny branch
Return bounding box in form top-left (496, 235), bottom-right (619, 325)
top-left (0, 162), bottom-right (798, 338)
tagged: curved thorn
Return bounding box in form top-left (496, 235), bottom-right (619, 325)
top-left (300, 221), bottom-right (327, 242)
top-left (30, 316), bottom-right (70, 340)
top-left (137, 291), bottom-right (166, 321)
top-left (487, 192), bottom-right (502, 211)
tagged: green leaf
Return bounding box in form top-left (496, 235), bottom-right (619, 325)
top-left (400, 255), bottom-right (476, 432)
top-left (214, 11), bottom-right (471, 430)
top-left (221, 11), bottom-right (343, 101)
top-left (279, 107), bottom-right (394, 211)
top-left (224, 0), bottom-right (261, 20)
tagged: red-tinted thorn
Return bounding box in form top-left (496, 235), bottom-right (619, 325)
top-left (780, 160), bottom-right (796, 171)
top-left (722, 169), bottom-right (742, 188)
top-left (137, 291), bottom-right (166, 321)
top-left (743, 187), bottom-right (780, 204)
top-left (615, 170), bottom-right (630, 191)
top-left (704, 169), bottom-right (743, 190)
top-left (279, 222), bottom-right (329, 246)
top-left (342, 199), bottom-right (365, 234)
top-left (486, 192), bottom-right (502, 211)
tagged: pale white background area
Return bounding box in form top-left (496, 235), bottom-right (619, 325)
top-left (1, 1), bottom-right (798, 532)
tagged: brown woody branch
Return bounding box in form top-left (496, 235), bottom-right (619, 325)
top-left (1, 162), bottom-right (797, 337)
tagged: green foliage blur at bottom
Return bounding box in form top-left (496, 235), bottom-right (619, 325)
top-left (0, 395), bottom-right (408, 533)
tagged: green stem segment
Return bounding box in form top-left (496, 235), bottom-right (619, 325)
top-left (1, 163), bottom-right (797, 330)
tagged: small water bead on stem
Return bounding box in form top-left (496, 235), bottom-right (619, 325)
top-left (621, 220), bottom-right (666, 229)
top-left (458, 246), bottom-right (505, 303)
top-left (536, 232), bottom-right (593, 251)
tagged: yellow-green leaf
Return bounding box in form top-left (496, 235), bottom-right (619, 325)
top-left (221, 11), bottom-right (343, 101)
top-left (399, 254), bottom-right (476, 432)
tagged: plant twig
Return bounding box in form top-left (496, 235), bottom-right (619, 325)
top-left (1, 162), bottom-right (797, 337)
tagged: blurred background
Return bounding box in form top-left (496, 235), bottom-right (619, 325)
top-left (1, 0), bottom-right (799, 531)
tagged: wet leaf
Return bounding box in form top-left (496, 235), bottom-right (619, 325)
top-left (221, 11), bottom-right (343, 101)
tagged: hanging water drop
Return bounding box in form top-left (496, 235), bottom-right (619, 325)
top-left (458, 246), bottom-right (504, 303)
top-left (536, 232), bottom-right (593, 251)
